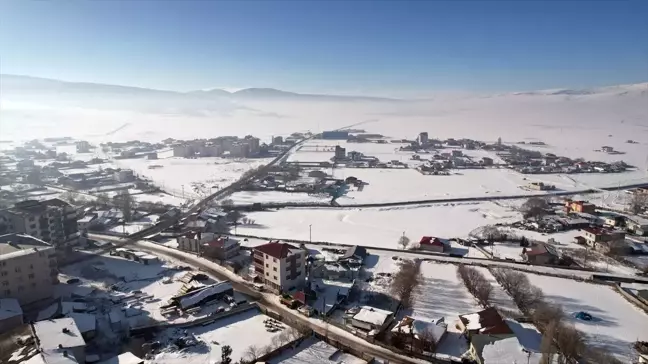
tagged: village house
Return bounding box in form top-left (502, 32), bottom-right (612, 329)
top-left (564, 200), bottom-right (596, 214)
top-left (349, 306), bottom-right (394, 336)
top-left (522, 242), bottom-right (560, 265)
top-left (581, 227), bottom-right (627, 253)
top-left (626, 216), bottom-right (648, 236)
top-left (418, 236), bottom-right (451, 253)
top-left (390, 316), bottom-right (447, 353)
top-left (338, 245), bottom-right (368, 266)
top-left (458, 307), bottom-right (515, 362)
top-left (252, 241), bottom-right (307, 292)
top-left (201, 236), bottom-right (241, 261)
top-left (32, 317), bottom-right (87, 363)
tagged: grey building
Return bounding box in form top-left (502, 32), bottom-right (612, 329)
top-left (0, 199), bottom-right (80, 249)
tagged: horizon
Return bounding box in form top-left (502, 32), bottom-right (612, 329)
top-left (1, 1), bottom-right (647, 98)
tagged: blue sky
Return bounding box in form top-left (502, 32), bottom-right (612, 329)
top-left (1, 0), bottom-right (647, 96)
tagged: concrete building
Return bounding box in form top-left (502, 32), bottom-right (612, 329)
top-left (77, 214), bottom-right (98, 232)
top-left (522, 243), bottom-right (560, 265)
top-left (581, 227), bottom-right (626, 253)
top-left (75, 141), bottom-right (91, 153)
top-left (253, 241), bottom-right (306, 292)
top-left (113, 169), bottom-right (134, 183)
top-left (0, 199), bottom-right (80, 249)
top-left (0, 234), bottom-right (57, 304)
top-left (173, 145), bottom-right (194, 158)
top-left (565, 200), bottom-right (596, 214)
top-left (350, 306), bottom-right (394, 335)
top-left (244, 136), bottom-right (261, 156)
top-left (272, 136), bottom-right (284, 145)
top-left (202, 236), bottom-right (240, 261)
top-left (33, 317), bottom-right (86, 363)
top-left (334, 146), bottom-right (346, 160)
top-left (197, 144), bottom-right (222, 157)
top-left (0, 298), bottom-right (23, 333)
top-left (417, 132), bottom-right (429, 146)
top-left (229, 143), bottom-right (250, 158)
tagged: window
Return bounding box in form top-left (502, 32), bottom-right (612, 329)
top-left (295, 271), bottom-right (302, 276)
top-left (273, 267), bottom-right (277, 272)
top-left (273, 258), bottom-right (277, 263)
top-left (265, 264), bottom-right (269, 268)
top-left (3, 290), bottom-right (9, 295)
top-left (266, 272), bottom-right (269, 276)
top-left (28, 273), bottom-right (35, 279)
top-left (1, 281), bottom-right (8, 286)
top-left (30, 224), bottom-right (36, 229)
top-left (265, 254), bottom-right (269, 259)
top-left (273, 275), bottom-right (277, 280)
top-left (15, 267), bottom-right (21, 273)
top-left (1, 262), bottom-right (5, 267)
top-left (0, 271), bottom-right (7, 277)
top-left (30, 264), bottom-right (34, 269)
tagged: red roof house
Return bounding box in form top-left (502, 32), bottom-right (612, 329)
top-left (419, 236), bottom-right (451, 253)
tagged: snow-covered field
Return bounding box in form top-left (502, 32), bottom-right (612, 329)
top-left (235, 202), bottom-right (520, 246)
top-left (152, 308), bottom-right (285, 364)
top-left (229, 190), bottom-right (329, 204)
top-left (526, 274), bottom-right (648, 362)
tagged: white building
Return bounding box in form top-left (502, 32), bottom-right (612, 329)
top-left (33, 318), bottom-right (86, 363)
top-left (350, 306), bottom-right (394, 334)
top-left (252, 241), bottom-right (306, 292)
top-left (0, 234), bottom-right (58, 304)
top-left (113, 169), bottom-right (134, 183)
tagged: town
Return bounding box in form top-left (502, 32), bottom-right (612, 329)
top-left (1, 128), bottom-right (648, 364)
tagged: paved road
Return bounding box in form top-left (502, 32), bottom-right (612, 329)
top-left (91, 235), bottom-right (437, 364)
top-left (227, 181), bottom-right (648, 210)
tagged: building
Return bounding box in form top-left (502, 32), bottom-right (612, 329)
top-left (321, 131), bottom-right (349, 140)
top-left (417, 132), bottom-right (429, 146)
top-left (202, 236), bottom-right (241, 261)
top-left (32, 318), bottom-right (86, 363)
top-left (626, 216), bottom-right (648, 236)
top-left (526, 182), bottom-right (555, 191)
top-left (522, 243), bottom-right (560, 265)
top-left (75, 141), bottom-right (91, 153)
top-left (350, 306), bottom-right (394, 335)
top-left (390, 316), bottom-right (447, 352)
top-left (77, 214), bottom-right (98, 232)
top-left (481, 157), bottom-right (494, 166)
top-left (334, 145), bottom-right (346, 160)
top-left (164, 282), bottom-right (234, 312)
top-left (244, 136), bottom-right (261, 156)
top-left (0, 199), bottom-right (80, 249)
top-left (197, 144), bottom-right (222, 157)
top-left (0, 298), bottom-right (23, 333)
top-left (253, 241), bottom-right (306, 292)
top-left (0, 234), bottom-right (58, 304)
top-left (418, 236), bottom-right (451, 253)
top-left (481, 320), bottom-right (545, 364)
top-left (601, 146), bottom-right (614, 153)
top-left (97, 352), bottom-right (144, 364)
top-left (113, 169), bottom-right (134, 183)
top-left (564, 200), bottom-right (596, 214)
top-left (338, 245), bottom-right (367, 266)
top-left (173, 145), bottom-right (194, 158)
top-left (272, 136), bottom-right (284, 145)
top-left (581, 227), bottom-right (626, 253)
top-left (229, 143), bottom-right (250, 158)
top-left (458, 307), bottom-right (515, 361)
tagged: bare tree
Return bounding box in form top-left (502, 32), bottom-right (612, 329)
top-left (532, 302), bottom-right (564, 330)
top-left (390, 259), bottom-right (422, 308)
top-left (456, 265), bottom-right (492, 307)
top-left (114, 192), bottom-right (135, 222)
top-left (244, 345), bottom-right (260, 363)
top-left (398, 235), bottom-right (410, 250)
top-left (553, 323), bottom-right (585, 362)
top-left (417, 327), bottom-right (438, 353)
top-left (539, 320), bottom-right (558, 364)
top-left (521, 197), bottom-right (550, 220)
top-left (629, 191), bottom-right (648, 215)
top-left (584, 349), bottom-right (624, 364)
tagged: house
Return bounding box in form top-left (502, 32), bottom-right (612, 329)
top-left (481, 320), bottom-right (544, 364)
top-left (390, 316), bottom-right (447, 352)
top-left (601, 146), bottom-right (614, 153)
top-left (522, 243), bottom-right (560, 265)
top-left (458, 307), bottom-right (515, 361)
top-left (96, 352), bottom-right (144, 364)
top-left (350, 306), bottom-right (394, 335)
top-left (338, 245), bottom-right (367, 266)
top-left (202, 236), bottom-right (240, 261)
top-left (77, 214), bottom-right (99, 232)
top-left (564, 200), bottom-right (596, 214)
top-left (481, 157), bottom-right (494, 166)
top-left (113, 169), bottom-right (134, 183)
top-left (418, 236), bottom-right (451, 253)
top-left (581, 227), bottom-right (626, 253)
top-left (603, 215), bottom-right (625, 228)
top-left (311, 261), bottom-right (356, 280)
top-left (626, 216), bottom-right (648, 236)
top-left (0, 234), bottom-right (58, 304)
top-left (252, 241), bottom-right (307, 292)
top-left (32, 318), bottom-right (86, 363)
top-left (0, 298), bottom-right (23, 333)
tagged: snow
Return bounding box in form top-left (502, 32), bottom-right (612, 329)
top-left (96, 352), bottom-right (144, 364)
top-left (267, 337), bottom-right (367, 364)
top-left (473, 267), bottom-right (522, 316)
top-left (526, 273), bottom-right (648, 362)
top-left (33, 318), bottom-right (86, 351)
top-left (229, 190), bottom-right (329, 204)
top-left (353, 306), bottom-right (393, 326)
top-left (151, 308), bottom-right (284, 364)
top-left (178, 282), bottom-right (233, 309)
top-left (236, 202), bottom-right (520, 248)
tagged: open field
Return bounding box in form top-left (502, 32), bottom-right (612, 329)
top-left (526, 273), bottom-right (648, 362)
top-left (236, 202), bottom-right (520, 247)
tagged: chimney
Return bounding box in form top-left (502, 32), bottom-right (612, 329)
top-left (58, 344), bottom-right (63, 349)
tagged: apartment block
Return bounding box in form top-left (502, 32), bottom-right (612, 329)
top-left (0, 234), bottom-right (58, 305)
top-left (253, 241), bottom-right (306, 292)
top-left (0, 199), bottom-right (80, 249)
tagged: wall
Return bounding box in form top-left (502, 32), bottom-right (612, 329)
top-left (0, 247), bottom-right (57, 304)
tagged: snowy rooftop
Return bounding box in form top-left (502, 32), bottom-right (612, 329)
top-left (33, 318), bottom-right (86, 351)
top-left (268, 337), bottom-right (367, 364)
top-left (96, 352), bottom-right (144, 364)
top-left (353, 306), bottom-right (393, 326)
top-left (0, 298), bottom-right (22, 321)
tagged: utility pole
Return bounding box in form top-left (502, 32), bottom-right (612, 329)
top-left (181, 184), bottom-right (185, 199)
top-left (309, 224), bottom-right (312, 243)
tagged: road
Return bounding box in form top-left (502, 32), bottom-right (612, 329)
top-left (90, 234), bottom-right (437, 364)
top-left (227, 181), bottom-right (648, 210)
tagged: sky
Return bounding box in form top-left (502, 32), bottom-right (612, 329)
top-left (1, 0), bottom-right (647, 97)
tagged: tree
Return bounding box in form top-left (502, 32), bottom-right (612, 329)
top-left (417, 327), bottom-right (438, 353)
top-left (244, 345), bottom-right (259, 363)
top-left (457, 265), bottom-right (492, 307)
top-left (114, 192), bottom-right (135, 222)
top-left (221, 345), bottom-right (233, 364)
top-left (539, 320), bottom-right (558, 364)
top-left (390, 259), bottom-right (422, 308)
top-left (398, 235), bottom-right (410, 250)
top-left (628, 191), bottom-right (648, 215)
top-left (521, 197), bottom-right (550, 220)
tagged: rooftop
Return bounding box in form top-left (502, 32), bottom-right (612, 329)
top-left (8, 198), bottom-right (71, 214)
top-left (32, 318), bottom-right (86, 351)
top-left (0, 298), bottom-right (23, 321)
top-left (0, 233), bottom-right (52, 258)
top-left (459, 307), bottom-right (513, 335)
top-left (255, 241), bottom-right (302, 259)
top-left (353, 306), bottom-right (393, 326)
top-left (96, 352), bottom-right (144, 364)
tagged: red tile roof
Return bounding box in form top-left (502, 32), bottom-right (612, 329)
top-left (254, 241), bottom-right (300, 259)
top-left (420, 236), bottom-right (447, 246)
